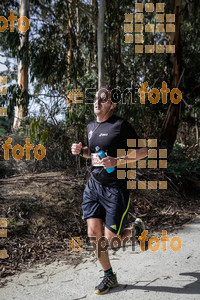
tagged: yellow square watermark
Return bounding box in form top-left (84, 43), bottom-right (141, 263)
top-left (124, 2), bottom-right (176, 53)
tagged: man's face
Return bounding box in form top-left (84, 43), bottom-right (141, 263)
top-left (93, 89), bottom-right (114, 116)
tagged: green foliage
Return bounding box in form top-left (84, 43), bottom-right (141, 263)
top-left (0, 127), bottom-right (6, 136)
top-left (0, 0), bottom-right (199, 173)
top-left (19, 116), bottom-right (71, 168)
top-left (65, 103), bottom-right (94, 146)
top-left (0, 118), bottom-right (9, 133)
top-left (25, 116), bottom-right (50, 145)
top-left (167, 143), bottom-right (200, 179)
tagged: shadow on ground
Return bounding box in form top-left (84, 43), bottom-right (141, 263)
top-left (109, 271), bottom-right (200, 295)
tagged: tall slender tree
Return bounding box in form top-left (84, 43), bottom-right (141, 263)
top-left (97, 0), bottom-right (106, 89)
top-left (160, 0), bottom-right (182, 152)
top-left (13, 0), bottom-right (29, 129)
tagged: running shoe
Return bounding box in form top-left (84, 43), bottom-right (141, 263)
top-left (132, 218), bottom-right (145, 238)
top-left (95, 273), bottom-right (118, 295)
top-left (132, 218), bottom-right (148, 250)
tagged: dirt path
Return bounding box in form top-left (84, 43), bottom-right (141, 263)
top-left (0, 171), bottom-right (199, 283)
top-left (1, 217), bottom-right (200, 300)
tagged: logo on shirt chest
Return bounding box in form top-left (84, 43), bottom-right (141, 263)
top-left (99, 133), bottom-right (108, 137)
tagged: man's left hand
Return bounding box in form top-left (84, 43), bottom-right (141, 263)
top-left (101, 156), bottom-right (118, 169)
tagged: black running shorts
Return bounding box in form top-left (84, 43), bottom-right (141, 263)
top-left (82, 177), bottom-right (130, 235)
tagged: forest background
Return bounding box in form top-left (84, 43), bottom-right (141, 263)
top-left (0, 0), bottom-right (199, 280)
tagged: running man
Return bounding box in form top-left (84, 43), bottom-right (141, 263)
top-left (71, 87), bottom-right (148, 295)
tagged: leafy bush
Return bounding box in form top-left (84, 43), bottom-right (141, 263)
top-left (167, 143), bottom-right (200, 179)
top-left (19, 117), bottom-right (72, 170)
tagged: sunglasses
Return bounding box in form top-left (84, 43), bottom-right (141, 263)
top-left (93, 97), bottom-right (108, 104)
top-left (94, 93), bottom-right (111, 103)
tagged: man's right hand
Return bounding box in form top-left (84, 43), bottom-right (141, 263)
top-left (71, 142), bottom-right (82, 155)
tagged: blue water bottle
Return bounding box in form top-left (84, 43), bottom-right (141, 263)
top-left (95, 146), bottom-right (115, 173)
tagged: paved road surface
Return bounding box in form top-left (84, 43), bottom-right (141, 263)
top-left (1, 217), bottom-right (200, 300)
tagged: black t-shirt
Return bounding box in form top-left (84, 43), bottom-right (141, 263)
top-left (86, 115), bottom-right (140, 188)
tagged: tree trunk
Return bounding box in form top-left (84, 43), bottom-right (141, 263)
top-left (92, 0), bottom-right (98, 63)
top-left (159, 0), bottom-right (182, 153)
top-left (195, 112), bottom-right (199, 146)
top-left (76, 6), bottom-right (80, 48)
top-left (66, 0), bottom-right (73, 107)
top-left (97, 0), bottom-right (106, 89)
top-left (67, 0), bottom-right (73, 85)
top-left (13, 0), bottom-right (29, 129)
top-left (116, 0), bottom-right (121, 85)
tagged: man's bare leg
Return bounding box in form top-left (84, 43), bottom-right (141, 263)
top-left (104, 226), bottom-right (136, 248)
top-left (121, 226), bottom-right (137, 242)
top-left (87, 220), bottom-right (139, 271)
top-left (105, 219), bottom-right (146, 251)
top-left (87, 218), bottom-right (111, 271)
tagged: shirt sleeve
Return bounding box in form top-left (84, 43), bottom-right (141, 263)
top-left (120, 120), bottom-right (141, 150)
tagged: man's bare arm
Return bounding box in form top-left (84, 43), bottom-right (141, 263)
top-left (71, 142), bottom-right (91, 158)
top-left (101, 147), bottom-right (148, 169)
top-left (116, 147), bottom-right (148, 167)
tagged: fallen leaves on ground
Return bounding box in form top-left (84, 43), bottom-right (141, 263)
top-left (0, 171), bottom-right (199, 285)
